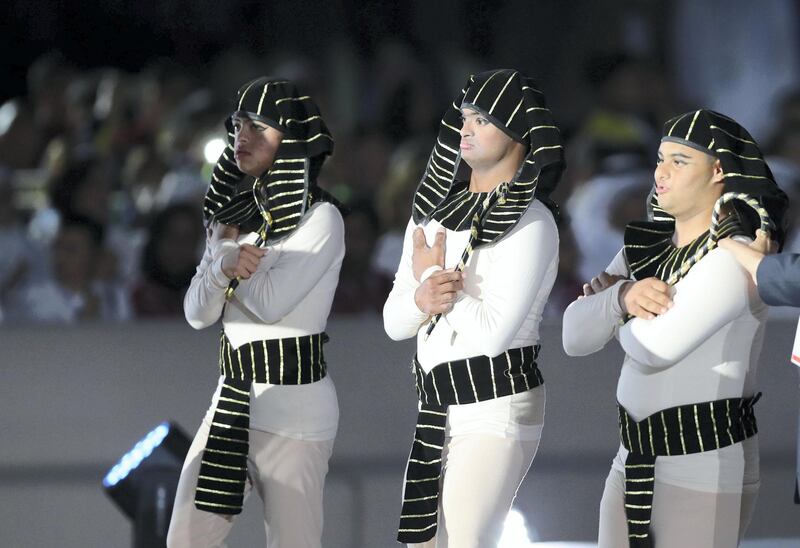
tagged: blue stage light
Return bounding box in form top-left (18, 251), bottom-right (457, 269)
top-left (103, 422), bottom-right (190, 547)
top-left (103, 423), bottom-right (170, 488)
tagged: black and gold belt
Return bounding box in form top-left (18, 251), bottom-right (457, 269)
top-left (194, 331), bottom-right (328, 514)
top-left (398, 345), bottom-right (543, 543)
top-left (619, 393), bottom-right (760, 547)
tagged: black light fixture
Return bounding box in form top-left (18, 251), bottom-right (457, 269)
top-left (103, 422), bottom-right (191, 548)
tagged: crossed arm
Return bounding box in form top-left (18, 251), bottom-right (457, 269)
top-left (184, 204), bottom-right (344, 328)
top-left (563, 247), bottom-right (754, 369)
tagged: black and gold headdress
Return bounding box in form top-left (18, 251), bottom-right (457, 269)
top-left (414, 69), bottom-right (565, 338)
top-left (202, 77), bottom-right (339, 241)
top-left (412, 68), bottom-right (565, 243)
top-left (625, 109), bottom-right (789, 283)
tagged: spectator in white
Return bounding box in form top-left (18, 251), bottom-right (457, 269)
top-left (567, 149), bottom-right (653, 282)
top-left (0, 169), bottom-right (43, 321)
top-left (11, 214), bottom-right (129, 323)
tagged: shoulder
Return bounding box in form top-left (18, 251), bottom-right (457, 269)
top-left (490, 200), bottom-right (558, 256)
top-left (513, 200), bottom-right (558, 238)
top-left (692, 245), bottom-right (751, 285)
top-left (305, 201), bottom-right (344, 230)
top-left (289, 201), bottom-right (344, 244)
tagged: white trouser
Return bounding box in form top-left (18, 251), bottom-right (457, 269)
top-left (167, 416), bottom-right (334, 548)
top-left (409, 433), bottom-right (541, 548)
top-left (598, 466), bottom-right (759, 548)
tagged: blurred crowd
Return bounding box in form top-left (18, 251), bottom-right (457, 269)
top-left (1, 33), bottom-right (799, 325)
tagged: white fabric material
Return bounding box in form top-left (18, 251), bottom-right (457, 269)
top-left (407, 433), bottom-right (542, 548)
top-left (183, 201), bottom-right (344, 441)
top-left (167, 413), bottom-right (334, 548)
top-left (792, 318), bottom-right (800, 367)
top-left (383, 199), bottom-right (558, 439)
top-left (598, 466), bottom-right (759, 548)
top-left (563, 239), bottom-right (766, 493)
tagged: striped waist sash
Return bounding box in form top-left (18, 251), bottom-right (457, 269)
top-left (619, 393), bottom-right (760, 548)
top-left (194, 332), bottom-right (328, 514)
top-left (397, 345), bottom-right (543, 543)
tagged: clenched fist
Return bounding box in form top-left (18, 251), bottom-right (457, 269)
top-left (619, 277), bottom-right (673, 320)
top-left (221, 243), bottom-right (266, 280)
top-left (414, 270), bottom-right (464, 315)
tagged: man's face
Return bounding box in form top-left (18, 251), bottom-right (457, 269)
top-left (654, 141), bottom-right (724, 220)
top-left (232, 115), bottom-right (284, 177)
top-left (53, 226), bottom-right (97, 289)
top-left (458, 108), bottom-right (520, 170)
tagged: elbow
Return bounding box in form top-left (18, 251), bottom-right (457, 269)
top-left (253, 308), bottom-right (285, 324)
top-left (382, 313), bottom-right (414, 341)
top-left (382, 301), bottom-right (417, 341)
top-left (561, 304), bottom-right (592, 356)
top-left (184, 311), bottom-right (211, 330)
top-left (620, 326), bottom-right (682, 368)
top-left (630, 348), bottom-right (680, 369)
top-left (561, 329), bottom-right (595, 357)
top-left (481, 340), bottom-right (511, 359)
top-left (562, 334), bottom-right (586, 357)
top-left (384, 327), bottom-right (412, 342)
top-left (468, 322), bottom-right (513, 357)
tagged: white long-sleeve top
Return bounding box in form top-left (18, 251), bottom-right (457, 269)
top-left (384, 200), bottom-right (559, 439)
top-left (562, 237), bottom-right (766, 492)
top-left (184, 202), bottom-right (344, 441)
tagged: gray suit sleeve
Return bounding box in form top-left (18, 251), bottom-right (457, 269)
top-left (756, 253), bottom-right (800, 307)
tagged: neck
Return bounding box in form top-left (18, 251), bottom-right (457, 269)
top-left (468, 158), bottom-right (522, 193)
top-left (673, 207), bottom-right (714, 246)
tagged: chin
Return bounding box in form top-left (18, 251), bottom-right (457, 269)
top-left (237, 162), bottom-right (261, 178)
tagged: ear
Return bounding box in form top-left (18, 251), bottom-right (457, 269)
top-left (710, 158), bottom-right (725, 184)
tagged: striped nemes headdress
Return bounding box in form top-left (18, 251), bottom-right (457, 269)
top-left (412, 69), bottom-right (565, 247)
top-left (625, 109), bottom-right (790, 283)
top-left (203, 77), bottom-right (334, 240)
top-left (653, 109), bottom-right (789, 246)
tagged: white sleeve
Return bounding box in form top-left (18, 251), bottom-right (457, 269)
top-left (442, 207), bottom-right (558, 357)
top-left (183, 238), bottom-right (237, 330)
top-left (383, 218), bottom-right (431, 341)
top-left (618, 247), bottom-right (753, 369)
top-left (234, 203), bottom-right (344, 324)
top-left (561, 248), bottom-right (629, 356)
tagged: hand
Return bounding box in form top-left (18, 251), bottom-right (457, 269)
top-left (412, 227), bottom-right (445, 281)
top-left (619, 277), bottom-right (672, 320)
top-left (583, 272), bottom-right (626, 296)
top-left (717, 230), bottom-right (777, 283)
top-left (414, 269), bottom-right (464, 315)
top-left (221, 243), bottom-right (266, 280)
top-left (750, 229), bottom-right (778, 255)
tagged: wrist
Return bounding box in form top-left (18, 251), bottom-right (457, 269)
top-left (617, 280), bottom-right (632, 315)
top-left (419, 265), bottom-right (443, 284)
top-left (413, 285), bottom-right (426, 314)
top-left (211, 256), bottom-right (234, 288)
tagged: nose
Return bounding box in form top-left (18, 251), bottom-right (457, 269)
top-left (460, 120), bottom-right (472, 138)
top-left (654, 162), bottom-right (668, 182)
top-left (236, 126), bottom-right (250, 145)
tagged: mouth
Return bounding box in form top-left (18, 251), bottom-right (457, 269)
top-left (655, 185), bottom-right (669, 195)
top-left (234, 150), bottom-right (251, 160)
top-left (459, 141), bottom-right (473, 151)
